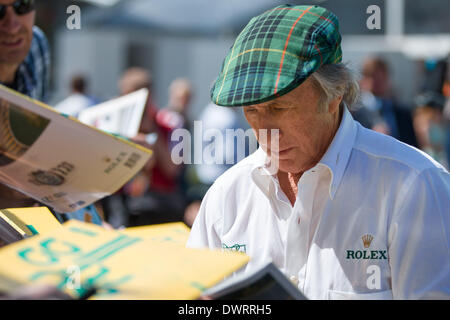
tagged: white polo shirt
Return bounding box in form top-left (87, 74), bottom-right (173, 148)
top-left (187, 107), bottom-right (450, 300)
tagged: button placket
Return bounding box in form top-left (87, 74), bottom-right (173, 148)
top-left (291, 171), bottom-right (319, 289)
top-left (284, 182), bottom-right (310, 284)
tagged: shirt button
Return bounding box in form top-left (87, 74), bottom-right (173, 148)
top-left (297, 217), bottom-right (301, 224)
top-left (290, 276), bottom-right (299, 286)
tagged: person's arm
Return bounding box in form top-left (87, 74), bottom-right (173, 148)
top-left (133, 130), bottom-right (181, 179)
top-left (153, 131), bottom-right (182, 179)
top-left (388, 167), bottom-right (450, 299)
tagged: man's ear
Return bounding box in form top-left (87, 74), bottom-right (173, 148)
top-left (328, 95), bottom-right (343, 114)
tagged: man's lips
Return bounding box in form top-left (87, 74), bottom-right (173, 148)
top-left (0, 38), bottom-right (24, 47)
top-left (267, 147), bottom-right (295, 157)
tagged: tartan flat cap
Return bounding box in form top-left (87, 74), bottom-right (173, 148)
top-left (211, 4), bottom-right (342, 106)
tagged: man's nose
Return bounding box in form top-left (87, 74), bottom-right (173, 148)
top-left (256, 114), bottom-right (282, 136)
top-left (0, 7), bottom-right (22, 34)
top-left (254, 116), bottom-right (282, 146)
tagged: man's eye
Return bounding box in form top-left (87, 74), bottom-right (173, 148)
top-left (245, 108), bottom-right (257, 113)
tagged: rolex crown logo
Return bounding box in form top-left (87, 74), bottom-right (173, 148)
top-left (362, 234), bottom-right (374, 248)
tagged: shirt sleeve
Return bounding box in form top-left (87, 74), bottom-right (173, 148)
top-left (388, 167), bottom-right (450, 299)
top-left (186, 184), bottom-right (223, 250)
top-left (31, 26), bottom-right (51, 103)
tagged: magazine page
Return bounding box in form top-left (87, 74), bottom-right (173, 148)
top-left (78, 88), bottom-right (148, 138)
top-left (0, 85), bottom-right (152, 213)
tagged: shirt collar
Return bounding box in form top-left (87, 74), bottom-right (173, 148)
top-left (250, 148), bottom-right (273, 198)
top-left (318, 105), bottom-right (357, 199)
top-left (251, 105), bottom-right (357, 200)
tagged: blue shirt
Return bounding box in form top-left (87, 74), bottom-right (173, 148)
top-left (6, 26), bottom-right (51, 102)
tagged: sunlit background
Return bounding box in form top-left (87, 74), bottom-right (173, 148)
top-left (35, 0), bottom-right (450, 118)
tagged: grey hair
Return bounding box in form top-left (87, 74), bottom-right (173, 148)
top-left (309, 63), bottom-right (360, 112)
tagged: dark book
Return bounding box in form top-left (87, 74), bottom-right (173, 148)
top-left (202, 262), bottom-right (307, 300)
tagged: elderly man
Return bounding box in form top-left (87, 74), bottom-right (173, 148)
top-left (187, 5), bottom-right (449, 300)
top-left (0, 0), bottom-right (50, 208)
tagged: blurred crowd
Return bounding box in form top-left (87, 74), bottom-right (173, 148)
top-left (49, 54), bottom-right (450, 230)
top-left (350, 56), bottom-right (450, 169)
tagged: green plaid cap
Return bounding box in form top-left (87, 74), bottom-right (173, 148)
top-left (211, 5), bottom-right (342, 106)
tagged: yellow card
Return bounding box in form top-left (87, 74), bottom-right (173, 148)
top-left (4, 207), bottom-right (62, 235)
top-left (0, 220), bottom-right (248, 300)
top-left (0, 209), bottom-right (34, 238)
top-left (121, 222), bottom-right (191, 246)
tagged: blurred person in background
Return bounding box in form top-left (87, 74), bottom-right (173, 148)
top-left (412, 98), bottom-right (448, 169)
top-left (159, 77), bottom-right (192, 197)
top-left (162, 77), bottom-right (192, 131)
top-left (444, 58), bottom-right (450, 167)
top-left (195, 103), bottom-right (251, 188)
top-left (183, 102), bottom-right (254, 227)
top-left (352, 56), bottom-right (418, 148)
top-left (0, 0), bottom-right (50, 209)
top-left (104, 68), bottom-right (186, 227)
top-left (445, 98), bottom-right (450, 167)
top-left (54, 74), bottom-right (97, 117)
top-left (412, 56), bottom-right (450, 169)
top-left (157, 78), bottom-right (196, 226)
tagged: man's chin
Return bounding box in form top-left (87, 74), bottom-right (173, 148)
top-left (262, 156), bottom-right (298, 175)
top-left (0, 44), bottom-right (30, 65)
top-left (0, 55), bottom-right (27, 68)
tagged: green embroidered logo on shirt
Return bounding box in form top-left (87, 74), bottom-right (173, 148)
top-left (222, 243), bottom-right (246, 253)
